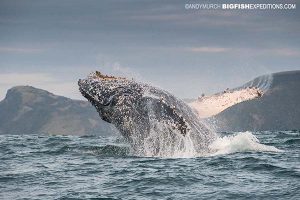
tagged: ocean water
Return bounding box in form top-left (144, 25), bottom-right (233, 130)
top-left (0, 131), bottom-right (299, 200)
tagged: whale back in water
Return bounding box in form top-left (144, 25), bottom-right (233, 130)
top-left (78, 72), bottom-right (216, 156)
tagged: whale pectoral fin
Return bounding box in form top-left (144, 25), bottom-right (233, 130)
top-left (145, 97), bottom-right (188, 136)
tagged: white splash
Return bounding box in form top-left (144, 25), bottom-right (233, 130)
top-left (208, 131), bottom-right (282, 156)
top-left (131, 130), bottom-right (282, 158)
top-left (140, 121), bottom-right (198, 158)
top-left (131, 100), bottom-right (200, 158)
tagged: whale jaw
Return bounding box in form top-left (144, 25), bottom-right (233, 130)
top-left (78, 73), bottom-right (118, 123)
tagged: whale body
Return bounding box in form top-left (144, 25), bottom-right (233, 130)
top-left (78, 71), bottom-right (216, 156)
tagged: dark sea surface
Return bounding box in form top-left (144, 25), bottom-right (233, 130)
top-left (0, 131), bottom-right (299, 200)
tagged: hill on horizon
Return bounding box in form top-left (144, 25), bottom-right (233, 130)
top-left (0, 86), bottom-right (118, 135)
top-left (212, 70), bottom-right (300, 131)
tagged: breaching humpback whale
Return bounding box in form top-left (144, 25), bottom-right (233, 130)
top-left (78, 71), bottom-right (216, 156)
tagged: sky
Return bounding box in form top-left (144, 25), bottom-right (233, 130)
top-left (0, 0), bottom-right (299, 100)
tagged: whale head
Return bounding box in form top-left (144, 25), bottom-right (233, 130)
top-left (78, 71), bottom-right (144, 135)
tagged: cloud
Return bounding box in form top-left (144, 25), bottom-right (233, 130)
top-left (185, 47), bottom-right (231, 53)
top-left (183, 46), bottom-right (300, 57)
top-left (266, 48), bottom-right (300, 57)
top-left (0, 73), bottom-right (81, 100)
top-left (0, 73), bottom-right (55, 84)
top-left (0, 47), bottom-right (43, 53)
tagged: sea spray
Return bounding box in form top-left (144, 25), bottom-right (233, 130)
top-left (129, 131), bottom-right (282, 158)
top-left (141, 121), bottom-right (198, 158)
top-left (128, 100), bottom-right (201, 158)
top-left (209, 131), bottom-right (283, 156)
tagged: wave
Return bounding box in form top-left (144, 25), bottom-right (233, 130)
top-left (283, 138), bottom-right (300, 145)
top-left (84, 144), bottom-right (130, 157)
top-left (208, 131), bottom-right (283, 156)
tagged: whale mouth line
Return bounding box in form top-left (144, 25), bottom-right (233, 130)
top-left (79, 87), bottom-right (112, 107)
